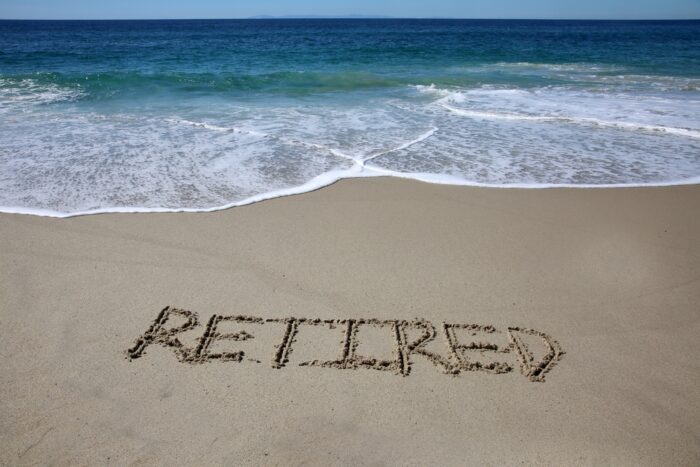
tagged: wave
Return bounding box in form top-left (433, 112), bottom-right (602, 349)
top-left (0, 165), bottom-right (372, 218)
top-left (167, 117), bottom-right (438, 165)
top-left (3, 166), bottom-right (699, 219)
top-left (0, 71), bottom-right (408, 98)
top-left (363, 127), bottom-right (438, 164)
top-left (2, 79), bottom-right (699, 217)
top-left (0, 77), bottom-right (84, 111)
top-left (3, 64), bottom-right (698, 110)
top-left (166, 118), bottom-right (267, 137)
top-left (449, 63), bottom-right (700, 91)
top-left (439, 104), bottom-right (700, 139)
top-left (487, 62), bottom-right (627, 72)
top-left (413, 84), bottom-right (700, 139)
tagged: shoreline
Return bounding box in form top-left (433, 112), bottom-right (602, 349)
top-left (3, 171), bottom-right (700, 218)
top-left (2, 177), bottom-right (699, 465)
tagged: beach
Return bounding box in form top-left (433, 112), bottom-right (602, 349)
top-left (1, 177), bottom-right (699, 465)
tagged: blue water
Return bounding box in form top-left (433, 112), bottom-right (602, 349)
top-left (1, 19), bottom-right (699, 216)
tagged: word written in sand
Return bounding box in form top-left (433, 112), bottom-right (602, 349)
top-left (127, 306), bottom-right (564, 382)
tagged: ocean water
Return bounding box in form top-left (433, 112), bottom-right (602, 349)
top-left (1, 19), bottom-right (699, 216)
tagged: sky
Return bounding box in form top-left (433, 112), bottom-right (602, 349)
top-left (1, 0), bottom-right (699, 20)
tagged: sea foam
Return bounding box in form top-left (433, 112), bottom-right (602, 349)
top-left (1, 80), bottom-right (699, 217)
top-left (1, 20), bottom-right (699, 217)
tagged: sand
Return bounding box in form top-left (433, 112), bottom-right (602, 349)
top-left (1, 177), bottom-right (699, 466)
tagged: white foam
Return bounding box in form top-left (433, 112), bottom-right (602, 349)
top-left (414, 83), bottom-right (450, 96)
top-left (0, 78), bottom-right (84, 113)
top-left (166, 118), bottom-right (268, 137)
top-left (0, 165), bottom-right (376, 218)
top-left (577, 119), bottom-right (700, 139)
top-left (440, 104), bottom-right (545, 121)
top-left (362, 166), bottom-right (700, 189)
top-left (5, 165), bottom-right (699, 219)
top-left (445, 62), bottom-right (700, 92)
top-left (418, 84), bottom-right (700, 140)
top-left (2, 81), bottom-right (699, 218)
top-left (362, 127), bottom-right (438, 164)
top-left (439, 104), bottom-right (700, 139)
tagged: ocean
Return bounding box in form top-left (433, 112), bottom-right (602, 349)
top-left (1, 19), bottom-right (699, 216)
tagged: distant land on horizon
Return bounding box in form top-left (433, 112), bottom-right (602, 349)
top-left (248, 15), bottom-right (392, 19)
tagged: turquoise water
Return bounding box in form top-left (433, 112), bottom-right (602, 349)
top-left (1, 19), bottom-right (699, 216)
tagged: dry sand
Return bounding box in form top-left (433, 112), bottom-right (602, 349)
top-left (1, 177), bottom-right (699, 466)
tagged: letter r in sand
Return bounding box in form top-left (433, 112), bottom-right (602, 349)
top-left (127, 306), bottom-right (199, 361)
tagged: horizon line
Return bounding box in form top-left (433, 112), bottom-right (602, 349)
top-left (1, 17), bottom-right (699, 21)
